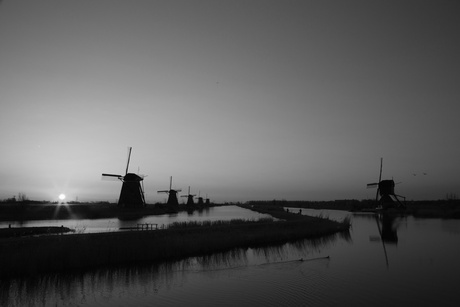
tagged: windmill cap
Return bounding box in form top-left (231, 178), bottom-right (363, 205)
top-left (124, 173), bottom-right (143, 181)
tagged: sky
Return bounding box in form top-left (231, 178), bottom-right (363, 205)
top-left (1, 0), bottom-right (459, 203)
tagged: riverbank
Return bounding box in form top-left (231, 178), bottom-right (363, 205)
top-left (0, 209), bottom-right (350, 278)
top-left (0, 226), bottom-right (73, 238)
top-left (0, 201), bottom-right (216, 221)
top-left (247, 199), bottom-right (460, 219)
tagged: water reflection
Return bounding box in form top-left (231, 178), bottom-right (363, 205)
top-left (2, 210), bottom-right (460, 306)
top-left (357, 213), bottom-right (404, 245)
top-left (0, 205), bottom-right (271, 234)
top-left (377, 214), bottom-right (399, 243)
top-left (0, 232), bottom-right (346, 307)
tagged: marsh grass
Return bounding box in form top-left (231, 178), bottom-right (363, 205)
top-left (0, 209), bottom-right (350, 279)
top-left (167, 218), bottom-right (274, 230)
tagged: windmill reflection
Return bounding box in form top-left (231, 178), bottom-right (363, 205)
top-left (376, 214), bottom-right (399, 244)
top-left (372, 213), bottom-right (400, 267)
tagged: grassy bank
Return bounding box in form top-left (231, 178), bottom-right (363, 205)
top-left (0, 202), bottom-right (218, 221)
top-left (247, 199), bottom-right (460, 218)
top-left (0, 226), bottom-right (73, 238)
top-left (0, 210), bottom-right (350, 278)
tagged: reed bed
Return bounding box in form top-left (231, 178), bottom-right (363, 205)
top-left (0, 211), bottom-right (350, 279)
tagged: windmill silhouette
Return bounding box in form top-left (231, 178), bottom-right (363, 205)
top-left (196, 191), bottom-right (204, 205)
top-left (102, 147), bottom-right (146, 208)
top-left (157, 176), bottom-right (181, 206)
top-left (181, 186), bottom-right (196, 206)
top-left (205, 194), bottom-right (210, 205)
top-left (366, 158), bottom-right (405, 209)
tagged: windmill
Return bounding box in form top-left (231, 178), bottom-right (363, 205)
top-left (196, 191), bottom-right (204, 205)
top-left (102, 147), bottom-right (146, 208)
top-left (158, 176), bottom-right (181, 206)
top-left (181, 186), bottom-right (196, 206)
top-left (205, 194), bottom-right (210, 205)
top-left (366, 158), bottom-right (405, 209)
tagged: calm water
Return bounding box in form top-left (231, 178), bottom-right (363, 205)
top-left (1, 207), bottom-right (460, 306)
top-left (0, 205), bottom-right (273, 233)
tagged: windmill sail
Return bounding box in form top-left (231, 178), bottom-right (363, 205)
top-left (102, 173), bottom-right (123, 178)
top-left (125, 147), bottom-right (132, 175)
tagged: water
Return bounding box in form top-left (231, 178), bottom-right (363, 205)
top-left (1, 207), bottom-right (460, 306)
top-left (0, 205), bottom-right (273, 233)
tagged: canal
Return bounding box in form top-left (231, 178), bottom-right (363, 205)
top-left (1, 206), bottom-right (459, 306)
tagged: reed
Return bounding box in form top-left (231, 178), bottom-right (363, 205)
top-left (0, 212), bottom-right (350, 279)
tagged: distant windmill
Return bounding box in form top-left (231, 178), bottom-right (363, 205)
top-left (196, 191), bottom-right (204, 205)
top-left (366, 158), bottom-right (405, 208)
top-left (205, 194), bottom-right (210, 205)
top-left (102, 147), bottom-right (146, 208)
top-left (181, 186), bottom-right (196, 206)
top-left (158, 176), bottom-right (182, 206)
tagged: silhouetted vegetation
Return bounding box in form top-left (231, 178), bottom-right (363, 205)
top-left (0, 209), bottom-right (350, 278)
top-left (247, 199), bottom-right (460, 218)
top-left (0, 201), bottom-right (217, 221)
top-left (0, 226), bottom-right (73, 238)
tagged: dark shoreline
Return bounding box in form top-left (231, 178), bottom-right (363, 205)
top-left (0, 226), bottom-right (73, 238)
top-left (1, 199), bottom-right (460, 222)
top-left (248, 199), bottom-right (460, 219)
top-left (0, 207), bottom-right (350, 279)
top-left (0, 201), bottom-right (217, 222)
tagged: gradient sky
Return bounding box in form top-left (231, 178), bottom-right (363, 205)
top-left (1, 0), bottom-right (459, 203)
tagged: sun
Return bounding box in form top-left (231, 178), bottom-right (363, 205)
top-left (58, 193), bottom-right (66, 201)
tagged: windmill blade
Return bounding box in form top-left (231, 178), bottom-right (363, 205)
top-left (125, 147), bottom-right (132, 175)
top-left (376, 158), bottom-right (383, 204)
top-left (102, 173), bottom-right (123, 178)
top-left (367, 183), bottom-right (379, 188)
top-left (140, 180), bottom-right (146, 205)
top-left (175, 189), bottom-right (182, 193)
top-left (169, 176), bottom-right (173, 190)
top-left (101, 173), bottom-right (123, 181)
top-left (158, 190), bottom-right (169, 194)
top-left (102, 176), bottom-right (122, 181)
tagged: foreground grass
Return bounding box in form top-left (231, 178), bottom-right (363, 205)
top-left (0, 226), bottom-right (73, 238)
top-left (0, 209), bottom-right (350, 278)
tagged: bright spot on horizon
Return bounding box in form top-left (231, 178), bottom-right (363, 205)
top-left (58, 194), bottom-right (66, 201)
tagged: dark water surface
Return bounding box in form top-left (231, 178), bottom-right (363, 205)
top-left (1, 207), bottom-right (459, 306)
top-left (0, 205), bottom-right (273, 233)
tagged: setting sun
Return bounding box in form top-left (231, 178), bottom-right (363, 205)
top-left (58, 194), bottom-right (66, 201)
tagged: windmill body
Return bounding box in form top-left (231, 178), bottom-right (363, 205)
top-left (196, 191), bottom-right (204, 205)
top-left (118, 173), bottom-right (145, 208)
top-left (102, 147), bottom-right (146, 208)
top-left (186, 195), bottom-right (195, 205)
top-left (367, 158), bottom-right (405, 209)
top-left (158, 176), bottom-right (181, 206)
top-left (181, 186), bottom-right (196, 206)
